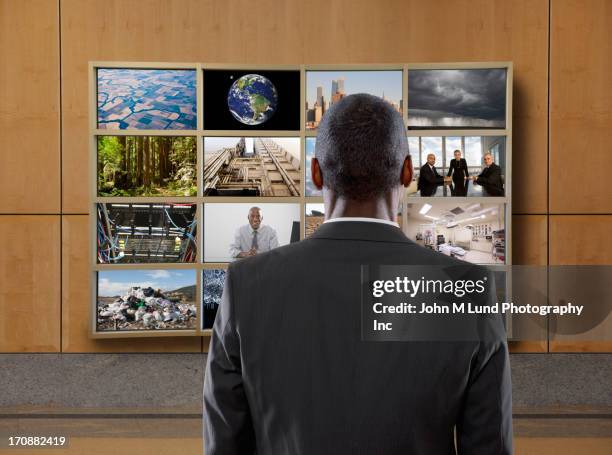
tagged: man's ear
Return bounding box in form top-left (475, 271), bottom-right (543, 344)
top-left (401, 155), bottom-right (413, 187)
top-left (311, 157), bottom-right (324, 190)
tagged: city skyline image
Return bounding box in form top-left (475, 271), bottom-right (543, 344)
top-left (305, 70), bottom-right (403, 129)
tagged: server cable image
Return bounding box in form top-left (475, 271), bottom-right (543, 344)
top-left (97, 203), bottom-right (197, 263)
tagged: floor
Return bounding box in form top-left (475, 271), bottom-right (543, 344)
top-left (0, 416), bottom-right (610, 454)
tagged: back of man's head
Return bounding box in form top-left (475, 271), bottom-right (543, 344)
top-left (315, 93), bottom-right (408, 201)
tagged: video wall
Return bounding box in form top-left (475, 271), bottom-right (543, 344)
top-left (91, 63), bottom-right (512, 338)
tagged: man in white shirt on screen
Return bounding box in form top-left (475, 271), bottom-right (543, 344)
top-left (229, 206), bottom-right (279, 259)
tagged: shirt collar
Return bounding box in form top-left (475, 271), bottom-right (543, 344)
top-left (323, 216), bottom-right (399, 228)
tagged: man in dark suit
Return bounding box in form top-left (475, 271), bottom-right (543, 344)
top-left (417, 153), bottom-right (449, 196)
top-left (471, 152), bottom-right (504, 196)
top-left (417, 153), bottom-right (444, 188)
top-left (204, 94), bottom-right (513, 454)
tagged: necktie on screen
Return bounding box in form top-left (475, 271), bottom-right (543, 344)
top-left (251, 230), bottom-right (258, 250)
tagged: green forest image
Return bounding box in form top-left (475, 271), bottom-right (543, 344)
top-left (97, 136), bottom-right (197, 197)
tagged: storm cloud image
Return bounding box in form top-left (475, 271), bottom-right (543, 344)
top-left (407, 69), bottom-right (507, 129)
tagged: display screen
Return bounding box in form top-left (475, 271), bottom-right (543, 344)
top-left (97, 136), bottom-right (197, 197)
top-left (96, 269), bottom-right (197, 332)
top-left (408, 136), bottom-right (506, 197)
top-left (97, 203), bottom-right (197, 264)
top-left (202, 269), bottom-right (226, 330)
top-left (407, 68), bottom-right (506, 129)
top-left (204, 137), bottom-right (301, 196)
top-left (304, 137), bottom-right (319, 197)
top-left (305, 203), bottom-right (325, 238)
top-left (203, 69), bottom-right (301, 130)
top-left (203, 203), bottom-right (301, 262)
top-left (306, 70), bottom-right (403, 131)
top-left (401, 201), bottom-right (506, 264)
top-left (97, 68), bottom-right (197, 130)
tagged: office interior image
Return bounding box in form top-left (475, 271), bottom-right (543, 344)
top-left (407, 135), bottom-right (506, 197)
top-left (401, 201), bottom-right (506, 264)
top-left (203, 137), bottom-right (301, 196)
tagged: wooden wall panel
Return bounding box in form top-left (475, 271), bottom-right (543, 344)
top-left (549, 215), bottom-right (612, 265)
top-left (512, 215), bottom-right (548, 265)
top-left (0, 216), bottom-right (60, 351)
top-left (550, 0), bottom-right (612, 213)
top-left (549, 215), bottom-right (612, 352)
top-left (62, 215), bottom-right (201, 352)
top-left (0, 0), bottom-right (60, 213)
top-left (510, 215), bottom-right (548, 352)
top-left (550, 318), bottom-right (612, 352)
top-left (60, 0), bottom-right (548, 214)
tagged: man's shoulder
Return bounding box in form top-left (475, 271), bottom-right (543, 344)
top-left (227, 240), bottom-right (309, 278)
top-left (229, 233), bottom-right (470, 273)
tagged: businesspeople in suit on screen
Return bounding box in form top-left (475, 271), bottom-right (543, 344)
top-left (471, 152), bottom-right (504, 196)
top-left (417, 153), bottom-right (450, 196)
top-left (229, 206), bottom-right (279, 259)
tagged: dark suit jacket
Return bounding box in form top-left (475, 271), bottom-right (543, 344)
top-left (203, 221), bottom-right (513, 454)
top-left (417, 163), bottom-right (444, 190)
top-left (476, 163), bottom-right (504, 195)
top-left (447, 158), bottom-right (469, 180)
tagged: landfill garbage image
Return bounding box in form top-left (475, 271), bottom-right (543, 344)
top-left (97, 269), bottom-right (197, 331)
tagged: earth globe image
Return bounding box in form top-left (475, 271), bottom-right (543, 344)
top-left (227, 74), bottom-right (278, 125)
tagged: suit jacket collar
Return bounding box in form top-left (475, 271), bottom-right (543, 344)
top-left (309, 220), bottom-right (412, 243)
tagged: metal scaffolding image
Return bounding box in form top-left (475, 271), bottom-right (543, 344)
top-left (203, 137), bottom-right (301, 196)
